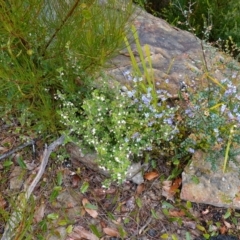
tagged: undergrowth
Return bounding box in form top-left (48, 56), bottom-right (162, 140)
top-left (0, 1), bottom-right (240, 239)
top-left (0, 0), bottom-right (133, 133)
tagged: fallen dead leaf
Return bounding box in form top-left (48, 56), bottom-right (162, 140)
top-left (144, 171), bottom-right (159, 181)
top-left (33, 201), bottom-right (45, 223)
top-left (169, 178), bottom-right (182, 194)
top-left (135, 183), bottom-right (145, 196)
top-left (162, 180), bottom-right (174, 201)
top-left (103, 227), bottom-right (119, 237)
top-left (183, 220), bottom-right (196, 229)
top-left (112, 217), bottom-right (122, 225)
top-left (82, 198), bottom-right (98, 218)
top-left (72, 175), bottom-right (81, 188)
top-left (67, 225), bottom-right (99, 240)
top-left (169, 209), bottom-right (185, 217)
top-left (93, 188), bottom-right (116, 196)
top-left (0, 146), bottom-right (8, 153)
top-left (162, 178), bottom-right (182, 201)
top-left (219, 225), bottom-right (228, 235)
top-left (0, 193), bottom-right (7, 209)
top-left (223, 220), bottom-right (232, 229)
top-left (100, 220), bottom-right (107, 228)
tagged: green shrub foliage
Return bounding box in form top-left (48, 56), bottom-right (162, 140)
top-left (0, 0), bottom-right (133, 133)
top-left (160, 0), bottom-right (240, 57)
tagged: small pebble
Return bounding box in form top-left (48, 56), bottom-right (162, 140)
top-left (147, 229), bottom-right (157, 237)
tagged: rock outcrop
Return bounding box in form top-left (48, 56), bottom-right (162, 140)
top-left (69, 7), bottom-right (240, 208)
top-left (181, 150), bottom-right (240, 209)
top-left (105, 7), bottom-right (240, 209)
top-left (107, 7), bottom-right (240, 96)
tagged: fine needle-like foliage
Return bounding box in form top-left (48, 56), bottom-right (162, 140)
top-left (0, 0), bottom-right (134, 133)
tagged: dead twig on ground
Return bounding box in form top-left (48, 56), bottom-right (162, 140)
top-left (1, 135), bottom-right (65, 240)
top-left (0, 138), bottom-right (40, 162)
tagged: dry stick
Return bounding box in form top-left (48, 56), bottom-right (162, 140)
top-left (0, 138), bottom-right (39, 162)
top-left (1, 135), bottom-right (65, 240)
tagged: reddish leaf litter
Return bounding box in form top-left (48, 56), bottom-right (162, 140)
top-left (0, 123), bottom-right (240, 239)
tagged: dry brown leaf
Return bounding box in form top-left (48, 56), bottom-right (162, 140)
top-left (103, 227), bottom-right (119, 237)
top-left (136, 183), bottom-right (145, 196)
top-left (0, 193), bottom-right (7, 209)
top-left (72, 175), bottom-right (81, 188)
top-left (100, 220), bottom-right (107, 228)
top-left (223, 220), bottom-right (232, 229)
top-left (169, 209), bottom-right (185, 217)
top-left (169, 178), bottom-right (182, 194)
top-left (162, 180), bottom-right (174, 201)
top-left (219, 225), bottom-right (228, 235)
top-left (33, 202), bottom-right (45, 223)
top-left (68, 225), bottom-right (99, 240)
top-left (144, 171), bottom-right (159, 181)
top-left (183, 220), bottom-right (196, 229)
top-left (0, 146), bottom-right (8, 153)
top-left (162, 178), bottom-right (181, 201)
top-left (112, 217), bottom-right (122, 225)
top-left (82, 198), bottom-right (98, 218)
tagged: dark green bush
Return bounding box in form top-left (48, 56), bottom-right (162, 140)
top-left (159, 0), bottom-right (240, 58)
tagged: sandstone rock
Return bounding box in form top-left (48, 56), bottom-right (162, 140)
top-left (181, 150), bottom-right (240, 209)
top-left (106, 7), bottom-right (240, 95)
top-left (68, 7), bottom-right (240, 206)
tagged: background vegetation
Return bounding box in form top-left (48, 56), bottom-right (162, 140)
top-left (136, 0), bottom-right (240, 58)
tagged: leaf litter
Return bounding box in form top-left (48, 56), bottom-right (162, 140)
top-left (0, 122), bottom-right (240, 239)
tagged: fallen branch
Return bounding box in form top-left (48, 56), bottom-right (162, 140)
top-left (1, 135), bottom-right (65, 240)
top-left (0, 138), bottom-right (40, 162)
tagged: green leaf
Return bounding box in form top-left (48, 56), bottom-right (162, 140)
top-left (118, 225), bottom-right (127, 238)
top-left (124, 217), bottom-right (130, 224)
top-left (50, 186), bottom-right (62, 202)
top-left (47, 213), bottom-right (59, 220)
top-left (3, 159), bottom-right (13, 167)
top-left (162, 208), bottom-right (170, 216)
top-left (232, 217), bottom-right (237, 225)
top-left (58, 219), bottom-right (68, 226)
top-left (223, 209), bottom-right (231, 219)
top-left (107, 212), bottom-right (115, 220)
top-left (66, 225), bottom-right (73, 234)
top-left (203, 233), bottom-right (210, 239)
top-left (186, 201), bottom-right (192, 209)
top-left (161, 233), bottom-right (169, 239)
top-left (80, 182), bottom-right (89, 193)
top-left (84, 203), bottom-right (98, 210)
top-left (57, 171), bottom-right (63, 186)
top-left (151, 209), bottom-right (158, 219)
top-left (82, 9), bottom-right (92, 20)
top-left (136, 197), bottom-right (142, 208)
top-left (89, 224), bottom-right (102, 238)
top-left (171, 234), bottom-right (178, 240)
top-left (196, 224), bottom-right (206, 232)
top-left (162, 201), bottom-right (174, 209)
top-left (191, 175), bottom-right (200, 184)
top-left (185, 232), bottom-right (191, 240)
top-left (17, 156), bottom-right (27, 169)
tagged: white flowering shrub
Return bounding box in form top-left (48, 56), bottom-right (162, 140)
top-left (58, 81), bottom-right (179, 185)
